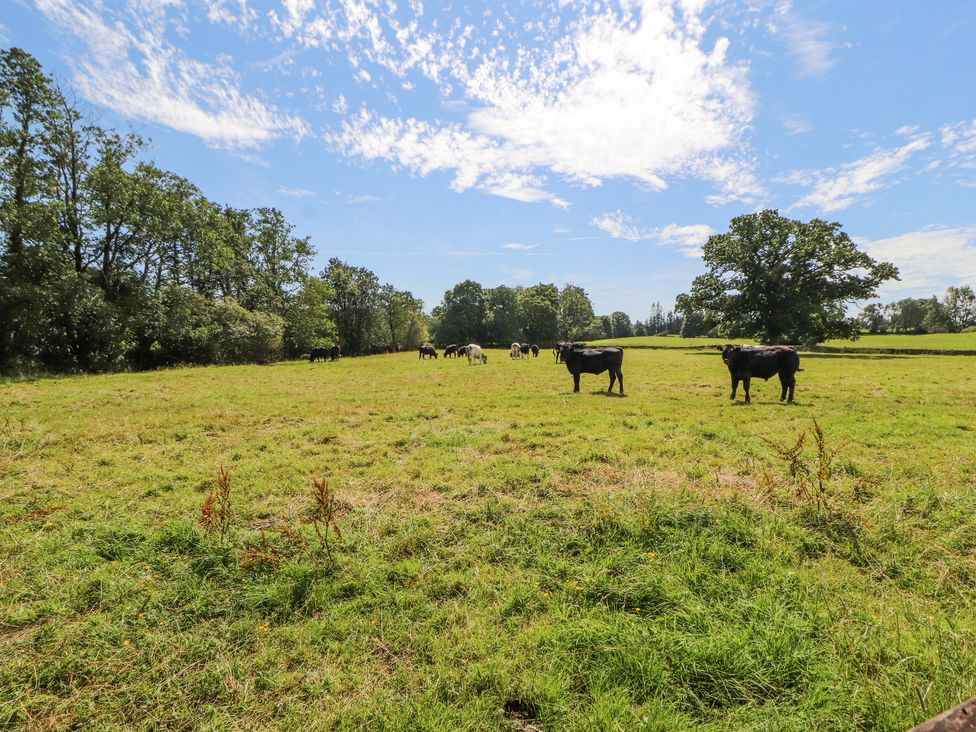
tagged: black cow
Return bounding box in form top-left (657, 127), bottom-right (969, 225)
top-left (718, 344), bottom-right (800, 403)
top-left (419, 345), bottom-right (438, 359)
top-left (530, 344), bottom-right (539, 357)
top-left (560, 344), bottom-right (624, 394)
top-left (329, 345), bottom-right (340, 361)
top-left (519, 343), bottom-right (530, 357)
top-left (456, 345), bottom-right (468, 360)
top-left (309, 346), bottom-right (329, 362)
top-left (444, 344), bottom-right (458, 358)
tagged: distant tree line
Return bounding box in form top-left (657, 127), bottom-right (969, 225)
top-left (857, 287), bottom-right (976, 334)
top-left (428, 280), bottom-right (661, 345)
top-left (0, 48), bottom-right (425, 374)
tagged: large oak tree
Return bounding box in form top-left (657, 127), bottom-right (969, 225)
top-left (677, 210), bottom-right (898, 344)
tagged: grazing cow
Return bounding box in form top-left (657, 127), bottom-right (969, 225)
top-left (456, 345), bottom-right (468, 360)
top-left (560, 344), bottom-right (624, 394)
top-left (466, 344), bottom-right (488, 365)
top-left (444, 344), bottom-right (458, 358)
top-left (530, 344), bottom-right (539, 357)
top-left (519, 343), bottom-right (530, 358)
top-left (329, 345), bottom-right (340, 361)
top-left (309, 346), bottom-right (329, 362)
top-left (717, 344), bottom-right (800, 403)
top-left (510, 342), bottom-right (522, 359)
top-left (419, 345), bottom-right (438, 359)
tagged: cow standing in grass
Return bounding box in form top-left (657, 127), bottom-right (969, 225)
top-left (309, 346), bottom-right (329, 362)
top-left (510, 343), bottom-right (522, 359)
top-left (444, 344), bottom-right (458, 358)
top-left (559, 344), bottom-right (624, 394)
top-left (329, 345), bottom-right (340, 361)
top-left (419, 345), bottom-right (438, 359)
top-left (530, 344), bottom-right (539, 357)
top-left (718, 344), bottom-right (800, 403)
top-left (466, 344), bottom-right (488, 365)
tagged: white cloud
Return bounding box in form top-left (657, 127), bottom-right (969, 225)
top-left (860, 226), bottom-right (976, 296)
top-left (344, 193), bottom-right (380, 204)
top-left (35, 0), bottom-right (308, 149)
top-left (770, 1), bottom-right (839, 78)
top-left (591, 210), bottom-right (715, 256)
top-left (941, 118), bottom-right (976, 172)
top-left (502, 242), bottom-right (540, 250)
top-left (278, 186), bottom-right (315, 197)
top-left (204, 0), bottom-right (256, 32)
top-left (326, 0), bottom-right (760, 206)
top-left (791, 133), bottom-right (933, 212)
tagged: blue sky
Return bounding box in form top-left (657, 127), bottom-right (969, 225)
top-left (3, 0), bottom-right (976, 318)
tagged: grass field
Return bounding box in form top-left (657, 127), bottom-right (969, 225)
top-left (3, 349), bottom-right (976, 729)
top-left (589, 332), bottom-right (976, 351)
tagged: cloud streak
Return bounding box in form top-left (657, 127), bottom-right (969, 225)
top-left (35, 0), bottom-right (308, 149)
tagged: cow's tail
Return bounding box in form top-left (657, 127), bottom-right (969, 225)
top-left (796, 367), bottom-right (804, 371)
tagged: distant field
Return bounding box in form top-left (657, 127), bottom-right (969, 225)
top-left (590, 332), bottom-right (976, 351)
top-left (3, 349), bottom-right (976, 729)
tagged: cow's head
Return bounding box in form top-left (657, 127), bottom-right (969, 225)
top-left (718, 344), bottom-right (740, 366)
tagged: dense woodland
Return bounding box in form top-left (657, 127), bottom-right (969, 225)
top-left (2, 49), bottom-right (973, 375)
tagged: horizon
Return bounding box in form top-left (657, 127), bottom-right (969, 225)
top-left (3, 0), bottom-right (975, 320)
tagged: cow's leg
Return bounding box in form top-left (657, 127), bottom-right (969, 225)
top-left (787, 376), bottom-right (796, 403)
top-left (730, 376), bottom-right (739, 400)
top-left (743, 376), bottom-right (752, 403)
top-left (573, 373), bottom-right (581, 393)
top-left (779, 372), bottom-right (789, 401)
top-left (607, 370), bottom-right (616, 393)
top-left (617, 368), bottom-right (624, 395)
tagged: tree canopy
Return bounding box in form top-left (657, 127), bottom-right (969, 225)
top-left (678, 210), bottom-right (899, 344)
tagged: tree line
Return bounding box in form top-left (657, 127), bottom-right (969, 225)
top-left (0, 48), bottom-right (426, 374)
top-left (427, 281), bottom-right (688, 345)
top-left (857, 287), bottom-right (976, 334)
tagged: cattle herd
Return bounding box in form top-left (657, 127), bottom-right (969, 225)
top-left (306, 340), bottom-right (803, 402)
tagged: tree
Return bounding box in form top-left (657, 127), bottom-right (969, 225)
top-left (610, 311), bottom-right (633, 338)
top-left (858, 303), bottom-right (886, 334)
top-left (435, 280), bottom-right (486, 344)
top-left (886, 298), bottom-right (927, 333)
top-left (484, 285), bottom-right (520, 343)
top-left (558, 284), bottom-right (595, 340)
top-left (518, 284), bottom-right (559, 343)
top-left (944, 286), bottom-right (976, 331)
top-left (678, 210), bottom-right (898, 344)
top-left (378, 284), bottom-right (423, 349)
top-left (321, 258), bottom-right (380, 355)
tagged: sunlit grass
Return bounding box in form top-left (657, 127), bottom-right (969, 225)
top-left (2, 349), bottom-right (975, 729)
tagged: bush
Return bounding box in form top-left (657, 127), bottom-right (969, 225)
top-left (212, 298), bottom-right (284, 364)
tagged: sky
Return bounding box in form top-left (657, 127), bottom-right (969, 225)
top-left (3, 0), bottom-right (976, 319)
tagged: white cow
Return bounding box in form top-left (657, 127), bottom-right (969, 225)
top-left (510, 342), bottom-right (522, 359)
top-left (466, 344), bottom-right (488, 365)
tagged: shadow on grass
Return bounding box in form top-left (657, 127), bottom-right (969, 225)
top-left (686, 351), bottom-right (907, 361)
top-left (588, 390), bottom-right (627, 398)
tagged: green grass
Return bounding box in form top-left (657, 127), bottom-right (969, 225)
top-left (590, 332), bottom-right (976, 351)
top-left (3, 349), bottom-right (976, 729)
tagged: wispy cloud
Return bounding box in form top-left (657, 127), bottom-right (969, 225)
top-left (790, 133), bottom-right (933, 212)
top-left (35, 0), bottom-right (308, 149)
top-left (770, 1), bottom-right (840, 78)
top-left (860, 226), bottom-right (976, 296)
top-left (279, 186), bottom-right (315, 197)
top-left (502, 242), bottom-right (540, 251)
top-left (344, 194), bottom-right (381, 204)
top-left (591, 211), bottom-right (715, 257)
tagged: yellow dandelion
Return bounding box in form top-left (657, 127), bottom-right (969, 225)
top-left (123, 639), bottom-right (131, 646)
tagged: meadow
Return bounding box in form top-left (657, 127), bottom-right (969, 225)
top-left (589, 332), bottom-right (976, 352)
top-left (2, 347), bottom-right (976, 730)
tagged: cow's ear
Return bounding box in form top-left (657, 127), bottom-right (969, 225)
top-left (733, 346), bottom-right (741, 351)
